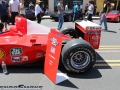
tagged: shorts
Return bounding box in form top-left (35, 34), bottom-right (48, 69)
top-left (87, 14), bottom-right (93, 21)
top-left (1, 15), bottom-right (8, 22)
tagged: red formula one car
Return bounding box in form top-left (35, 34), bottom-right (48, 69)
top-left (0, 16), bottom-right (101, 73)
top-left (100, 10), bottom-right (120, 22)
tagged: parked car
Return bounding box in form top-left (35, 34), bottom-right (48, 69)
top-left (100, 10), bottom-right (120, 22)
top-left (25, 9), bottom-right (36, 19)
top-left (50, 9), bottom-right (84, 22)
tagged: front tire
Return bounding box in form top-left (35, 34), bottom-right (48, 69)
top-left (61, 39), bottom-right (96, 73)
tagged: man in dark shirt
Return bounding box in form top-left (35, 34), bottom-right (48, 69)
top-left (0, 0), bottom-right (9, 30)
top-left (99, 0), bottom-right (110, 31)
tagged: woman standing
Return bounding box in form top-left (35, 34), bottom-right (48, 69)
top-left (35, 0), bottom-right (43, 24)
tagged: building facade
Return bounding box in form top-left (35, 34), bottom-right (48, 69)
top-left (24, 0), bottom-right (120, 14)
top-left (93, 0), bottom-right (120, 13)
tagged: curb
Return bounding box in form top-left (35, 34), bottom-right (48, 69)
top-left (42, 16), bottom-right (100, 20)
top-left (42, 16), bottom-right (51, 19)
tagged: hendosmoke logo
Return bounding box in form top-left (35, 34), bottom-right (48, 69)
top-left (0, 85), bottom-right (43, 90)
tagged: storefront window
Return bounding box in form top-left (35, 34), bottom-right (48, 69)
top-left (73, 0), bottom-right (83, 5)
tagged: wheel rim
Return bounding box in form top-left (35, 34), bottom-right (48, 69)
top-left (62, 30), bottom-right (78, 38)
top-left (68, 15), bottom-right (72, 21)
top-left (70, 51), bottom-right (90, 69)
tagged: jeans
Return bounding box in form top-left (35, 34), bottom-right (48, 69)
top-left (58, 14), bottom-right (64, 29)
top-left (73, 13), bottom-right (78, 22)
top-left (99, 13), bottom-right (107, 29)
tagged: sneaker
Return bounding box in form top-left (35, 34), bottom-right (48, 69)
top-left (102, 28), bottom-right (108, 31)
top-left (58, 28), bottom-right (60, 30)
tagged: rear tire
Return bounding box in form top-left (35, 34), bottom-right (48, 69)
top-left (60, 27), bottom-right (79, 39)
top-left (61, 39), bottom-right (96, 73)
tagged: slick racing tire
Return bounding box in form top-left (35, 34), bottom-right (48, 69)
top-left (60, 27), bottom-right (79, 39)
top-left (59, 39), bottom-right (70, 66)
top-left (61, 39), bottom-right (96, 73)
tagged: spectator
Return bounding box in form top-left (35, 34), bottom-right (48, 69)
top-left (29, 2), bottom-right (34, 10)
top-left (35, 0), bottom-right (43, 24)
top-left (45, 7), bottom-right (49, 15)
top-left (65, 3), bottom-right (68, 10)
top-left (93, 4), bottom-right (97, 16)
top-left (57, 0), bottom-right (64, 30)
top-left (8, 0), bottom-right (20, 25)
top-left (86, 1), bottom-right (94, 22)
top-left (85, 4), bottom-right (88, 14)
top-left (80, 4), bottom-right (83, 13)
top-left (0, 0), bottom-right (9, 30)
top-left (73, 3), bottom-right (79, 22)
top-left (20, 0), bottom-right (26, 17)
top-left (99, 0), bottom-right (110, 31)
top-left (0, 23), bottom-right (4, 34)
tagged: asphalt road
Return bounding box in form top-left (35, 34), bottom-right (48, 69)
top-left (0, 19), bottom-right (120, 90)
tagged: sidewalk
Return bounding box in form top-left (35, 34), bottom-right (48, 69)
top-left (42, 15), bottom-right (100, 20)
top-left (84, 16), bottom-right (100, 20)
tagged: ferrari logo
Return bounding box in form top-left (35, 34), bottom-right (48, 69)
top-left (0, 49), bottom-right (5, 59)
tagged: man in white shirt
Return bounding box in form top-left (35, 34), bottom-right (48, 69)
top-left (20, 0), bottom-right (26, 17)
top-left (35, 0), bottom-right (43, 24)
top-left (65, 3), bottom-right (68, 10)
top-left (80, 4), bottom-right (82, 13)
top-left (8, 0), bottom-right (20, 25)
top-left (86, 1), bottom-right (94, 22)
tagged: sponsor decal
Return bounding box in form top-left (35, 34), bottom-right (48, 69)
top-left (86, 27), bottom-right (89, 30)
top-left (50, 37), bottom-right (58, 46)
top-left (56, 33), bottom-right (62, 36)
top-left (92, 36), bottom-right (100, 40)
top-left (10, 48), bottom-right (22, 56)
top-left (93, 42), bottom-right (98, 46)
top-left (0, 85), bottom-right (43, 90)
top-left (92, 36), bottom-right (99, 46)
top-left (15, 17), bottom-right (21, 22)
top-left (20, 56), bottom-right (28, 61)
top-left (50, 46), bottom-right (55, 54)
top-left (0, 49), bottom-right (5, 60)
top-left (36, 52), bottom-right (44, 58)
top-left (86, 32), bottom-right (101, 34)
top-left (12, 56), bottom-right (28, 62)
top-left (90, 27), bottom-right (93, 30)
top-left (12, 57), bottom-right (21, 62)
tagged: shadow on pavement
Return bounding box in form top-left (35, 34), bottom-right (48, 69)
top-left (57, 80), bottom-right (79, 89)
top-left (96, 52), bottom-right (112, 69)
top-left (0, 52), bottom-right (112, 89)
top-left (0, 66), bottom-right (44, 74)
top-left (102, 30), bottom-right (117, 33)
top-left (0, 52), bottom-right (111, 77)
